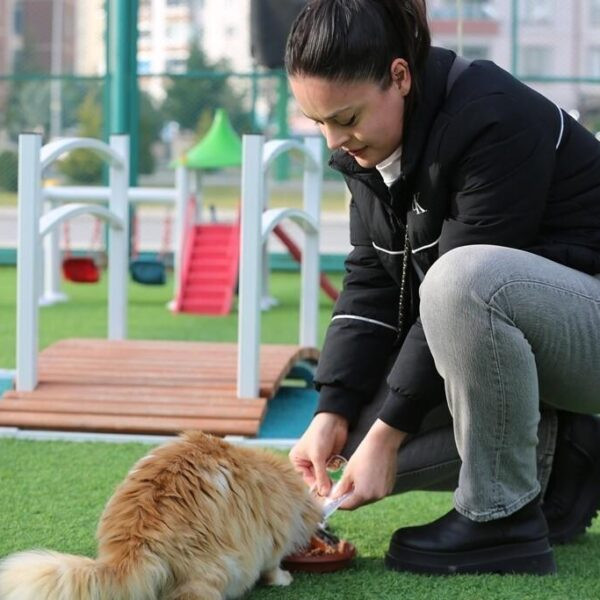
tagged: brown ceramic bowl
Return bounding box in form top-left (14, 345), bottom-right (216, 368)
top-left (282, 538), bottom-right (357, 574)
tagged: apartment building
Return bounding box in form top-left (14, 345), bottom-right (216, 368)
top-left (74, 0), bottom-right (105, 75)
top-left (429, 0), bottom-right (600, 112)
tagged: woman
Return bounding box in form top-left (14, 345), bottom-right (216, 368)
top-left (286, 0), bottom-right (600, 575)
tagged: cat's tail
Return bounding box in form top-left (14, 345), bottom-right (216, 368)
top-left (0, 548), bottom-right (170, 600)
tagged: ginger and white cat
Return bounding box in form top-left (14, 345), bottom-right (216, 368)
top-left (0, 431), bottom-right (321, 600)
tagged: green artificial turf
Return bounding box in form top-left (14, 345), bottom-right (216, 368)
top-left (0, 266), bottom-right (342, 369)
top-left (0, 438), bottom-right (599, 599)
top-left (2, 266), bottom-right (600, 597)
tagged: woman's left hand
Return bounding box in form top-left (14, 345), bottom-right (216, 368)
top-left (332, 419), bottom-right (407, 510)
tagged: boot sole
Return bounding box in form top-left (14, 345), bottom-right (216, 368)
top-left (548, 459), bottom-right (600, 545)
top-left (385, 538), bottom-right (557, 575)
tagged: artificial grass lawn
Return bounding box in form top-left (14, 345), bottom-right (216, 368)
top-left (1, 438), bottom-right (599, 600)
top-left (2, 266), bottom-right (600, 597)
top-left (0, 266), bottom-right (342, 369)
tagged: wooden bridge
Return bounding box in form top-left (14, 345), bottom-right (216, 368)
top-left (0, 339), bottom-right (319, 437)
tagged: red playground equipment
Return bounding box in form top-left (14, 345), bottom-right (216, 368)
top-left (174, 221), bottom-right (240, 315)
top-left (171, 108), bottom-right (338, 316)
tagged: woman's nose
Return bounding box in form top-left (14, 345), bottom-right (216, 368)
top-left (321, 124), bottom-right (350, 151)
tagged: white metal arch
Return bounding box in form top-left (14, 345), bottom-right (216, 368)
top-left (261, 208), bottom-right (319, 244)
top-left (39, 203), bottom-right (125, 238)
top-left (238, 135), bottom-right (323, 399)
top-left (16, 133), bottom-right (130, 393)
top-left (41, 137), bottom-right (126, 172)
top-left (262, 139), bottom-right (320, 173)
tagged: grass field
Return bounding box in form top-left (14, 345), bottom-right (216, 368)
top-left (1, 265), bottom-right (600, 598)
top-left (1, 438), bottom-right (599, 599)
top-left (0, 266), bottom-right (341, 369)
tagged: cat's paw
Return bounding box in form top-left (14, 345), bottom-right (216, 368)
top-left (262, 567), bottom-right (293, 587)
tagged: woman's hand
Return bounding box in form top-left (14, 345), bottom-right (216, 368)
top-left (289, 412), bottom-right (349, 496)
top-left (333, 419), bottom-right (407, 510)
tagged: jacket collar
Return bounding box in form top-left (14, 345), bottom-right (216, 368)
top-left (329, 47), bottom-right (455, 183)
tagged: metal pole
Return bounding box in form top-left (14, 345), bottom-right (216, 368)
top-left (107, 0), bottom-right (139, 180)
top-left (128, 0), bottom-right (140, 187)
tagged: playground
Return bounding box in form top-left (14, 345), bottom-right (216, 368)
top-left (1, 126), bottom-right (600, 600)
top-left (1, 0), bottom-right (600, 596)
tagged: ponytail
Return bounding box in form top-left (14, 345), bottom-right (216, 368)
top-left (285, 0), bottom-right (431, 90)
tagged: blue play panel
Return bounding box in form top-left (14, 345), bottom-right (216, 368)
top-left (258, 361), bottom-right (318, 439)
top-left (0, 371), bottom-right (14, 396)
top-left (258, 385), bottom-right (318, 439)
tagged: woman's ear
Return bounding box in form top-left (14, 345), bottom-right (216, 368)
top-left (390, 58), bottom-right (412, 97)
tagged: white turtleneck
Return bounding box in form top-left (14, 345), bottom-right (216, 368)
top-left (375, 145), bottom-right (403, 187)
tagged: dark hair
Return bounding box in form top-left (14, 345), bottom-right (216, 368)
top-left (285, 0), bottom-right (430, 89)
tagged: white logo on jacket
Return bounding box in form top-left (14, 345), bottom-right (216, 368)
top-left (412, 193), bottom-right (427, 215)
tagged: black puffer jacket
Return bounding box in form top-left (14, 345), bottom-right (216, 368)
top-left (315, 47), bottom-right (600, 433)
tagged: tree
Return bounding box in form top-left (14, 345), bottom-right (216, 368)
top-left (2, 34), bottom-right (100, 142)
top-left (139, 91), bottom-right (163, 174)
top-left (162, 43), bottom-right (252, 137)
top-left (57, 87), bottom-right (162, 182)
top-left (56, 87), bottom-right (104, 183)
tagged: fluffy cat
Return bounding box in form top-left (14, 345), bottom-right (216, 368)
top-left (0, 431), bottom-right (321, 600)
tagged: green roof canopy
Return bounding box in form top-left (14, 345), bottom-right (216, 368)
top-left (184, 109), bottom-right (242, 170)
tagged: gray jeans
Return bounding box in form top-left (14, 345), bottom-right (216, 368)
top-left (342, 245), bottom-right (600, 522)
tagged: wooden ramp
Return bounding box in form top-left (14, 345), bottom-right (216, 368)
top-left (0, 339), bottom-right (319, 437)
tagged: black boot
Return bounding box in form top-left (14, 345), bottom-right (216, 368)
top-left (385, 498), bottom-right (556, 575)
top-left (543, 411), bottom-right (600, 544)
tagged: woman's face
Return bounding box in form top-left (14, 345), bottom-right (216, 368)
top-left (289, 59), bottom-right (411, 168)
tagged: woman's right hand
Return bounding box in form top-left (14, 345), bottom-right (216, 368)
top-left (289, 412), bottom-right (349, 496)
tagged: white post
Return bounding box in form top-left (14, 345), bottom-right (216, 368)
top-left (16, 134), bottom-right (43, 391)
top-left (299, 137), bottom-right (323, 348)
top-left (172, 165), bottom-right (189, 303)
top-left (40, 197), bottom-right (67, 306)
top-left (260, 174), bottom-right (277, 310)
top-left (237, 135), bottom-right (265, 398)
top-left (194, 170), bottom-right (203, 224)
top-left (107, 135), bottom-right (129, 339)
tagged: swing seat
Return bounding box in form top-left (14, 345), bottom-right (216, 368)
top-left (62, 257), bottom-right (100, 283)
top-left (130, 258), bottom-right (166, 285)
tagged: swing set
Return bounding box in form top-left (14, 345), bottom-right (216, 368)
top-left (60, 209), bottom-right (173, 287)
top-left (129, 209), bottom-right (172, 286)
top-left (61, 217), bottom-right (103, 284)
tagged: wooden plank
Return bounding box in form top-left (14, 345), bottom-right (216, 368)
top-left (0, 340), bottom-right (320, 437)
top-left (0, 412), bottom-right (260, 436)
top-left (36, 372), bottom-right (280, 392)
top-left (3, 386), bottom-right (265, 406)
top-left (0, 399), bottom-right (265, 419)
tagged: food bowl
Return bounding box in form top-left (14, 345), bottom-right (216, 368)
top-left (282, 530), bottom-right (357, 573)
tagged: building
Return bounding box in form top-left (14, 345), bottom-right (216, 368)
top-left (428, 0), bottom-right (600, 114)
top-left (74, 0), bottom-right (105, 75)
top-left (20, 0), bottom-right (77, 73)
top-left (201, 0), bottom-right (252, 73)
